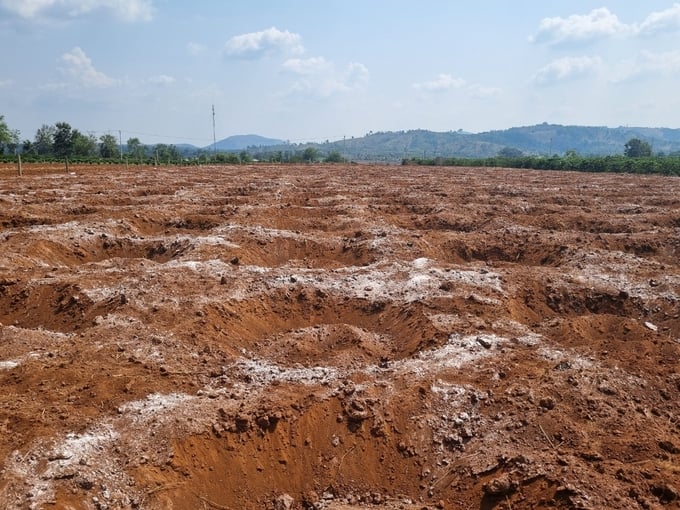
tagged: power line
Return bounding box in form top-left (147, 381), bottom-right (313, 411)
top-left (118, 129), bottom-right (214, 143)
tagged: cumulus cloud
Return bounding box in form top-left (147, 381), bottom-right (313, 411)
top-left (636, 3), bottom-right (680, 36)
top-left (530, 7), bottom-right (629, 45)
top-left (223, 27), bottom-right (304, 59)
top-left (533, 55), bottom-right (602, 85)
top-left (531, 5), bottom-right (680, 45)
top-left (60, 46), bottom-right (117, 87)
top-left (0, 0), bottom-right (154, 22)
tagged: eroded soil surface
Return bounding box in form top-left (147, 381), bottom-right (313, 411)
top-left (0, 163), bottom-right (678, 510)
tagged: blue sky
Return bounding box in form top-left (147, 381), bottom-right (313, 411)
top-left (2, 1), bottom-right (680, 146)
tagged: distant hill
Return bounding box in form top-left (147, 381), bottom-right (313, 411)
top-left (208, 134), bottom-right (284, 152)
top-left (474, 124), bottom-right (680, 156)
top-left (174, 143), bottom-right (199, 155)
top-left (254, 124), bottom-right (680, 162)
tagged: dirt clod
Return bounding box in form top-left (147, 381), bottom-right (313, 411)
top-left (483, 474), bottom-right (517, 496)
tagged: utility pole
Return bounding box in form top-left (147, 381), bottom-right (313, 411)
top-left (119, 130), bottom-right (123, 162)
top-left (212, 105), bottom-right (217, 155)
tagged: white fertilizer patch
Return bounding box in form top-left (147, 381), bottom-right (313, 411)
top-left (118, 392), bottom-right (193, 418)
top-left (252, 260), bottom-right (504, 304)
top-left (0, 360), bottom-right (19, 370)
top-left (232, 358), bottom-right (339, 387)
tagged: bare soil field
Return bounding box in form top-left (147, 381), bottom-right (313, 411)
top-left (0, 163), bottom-right (678, 510)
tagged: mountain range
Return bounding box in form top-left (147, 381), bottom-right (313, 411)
top-left (286, 124), bottom-right (680, 161)
top-left (206, 134), bottom-right (283, 152)
top-left (177, 124), bottom-right (680, 160)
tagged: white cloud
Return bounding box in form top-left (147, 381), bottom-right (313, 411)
top-left (413, 73), bottom-right (465, 91)
top-left (60, 46), bottom-right (117, 87)
top-left (223, 27), bottom-right (304, 59)
top-left (0, 0), bottom-right (153, 22)
top-left (533, 55), bottom-right (602, 85)
top-left (530, 5), bottom-right (680, 45)
top-left (530, 7), bottom-right (629, 45)
top-left (636, 3), bottom-right (680, 36)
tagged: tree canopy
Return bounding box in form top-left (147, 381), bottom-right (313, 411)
top-left (324, 150), bottom-right (345, 163)
top-left (126, 137), bottom-right (145, 161)
top-left (99, 134), bottom-right (121, 159)
top-left (624, 138), bottom-right (652, 158)
top-left (53, 122), bottom-right (74, 159)
top-left (302, 147), bottom-right (319, 162)
top-left (0, 115), bottom-right (11, 145)
top-left (72, 131), bottom-right (98, 157)
top-left (497, 147), bottom-right (523, 158)
top-left (0, 115), bottom-right (20, 154)
top-left (34, 125), bottom-right (56, 155)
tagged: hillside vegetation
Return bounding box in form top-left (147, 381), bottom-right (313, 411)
top-left (256, 124), bottom-right (680, 162)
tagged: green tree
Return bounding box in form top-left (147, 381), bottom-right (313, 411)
top-left (0, 115), bottom-right (10, 146)
top-left (99, 133), bottom-right (121, 159)
top-left (0, 115), bottom-right (19, 154)
top-left (22, 139), bottom-right (33, 154)
top-left (302, 146), bottom-right (319, 162)
top-left (73, 131), bottom-right (98, 157)
top-left (53, 122), bottom-right (75, 159)
top-left (34, 124), bottom-right (56, 156)
top-left (153, 144), bottom-right (181, 163)
top-left (624, 138), bottom-right (652, 158)
top-left (6, 130), bottom-right (20, 154)
top-left (498, 147), bottom-right (523, 158)
top-left (324, 150), bottom-right (345, 163)
top-left (126, 137), bottom-right (145, 162)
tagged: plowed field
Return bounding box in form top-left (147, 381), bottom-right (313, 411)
top-left (0, 163), bottom-right (679, 510)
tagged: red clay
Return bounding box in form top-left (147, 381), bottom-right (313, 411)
top-left (0, 163), bottom-right (678, 510)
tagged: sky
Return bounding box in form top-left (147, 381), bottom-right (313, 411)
top-left (2, 1), bottom-right (680, 147)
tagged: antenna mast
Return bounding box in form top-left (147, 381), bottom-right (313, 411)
top-left (212, 104), bottom-right (217, 154)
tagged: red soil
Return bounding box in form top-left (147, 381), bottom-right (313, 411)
top-left (0, 163), bottom-right (678, 510)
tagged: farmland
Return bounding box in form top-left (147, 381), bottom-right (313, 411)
top-left (0, 163), bottom-right (679, 509)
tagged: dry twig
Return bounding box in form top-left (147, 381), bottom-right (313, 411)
top-left (539, 424), bottom-right (555, 450)
top-left (196, 494), bottom-right (232, 510)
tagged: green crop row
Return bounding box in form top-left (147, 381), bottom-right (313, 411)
top-left (403, 155), bottom-right (680, 176)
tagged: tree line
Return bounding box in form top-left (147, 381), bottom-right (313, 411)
top-left (404, 152), bottom-right (680, 176)
top-left (0, 116), bottom-right (188, 164)
top-left (1, 116), bottom-right (348, 165)
top-left (403, 138), bottom-right (680, 175)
